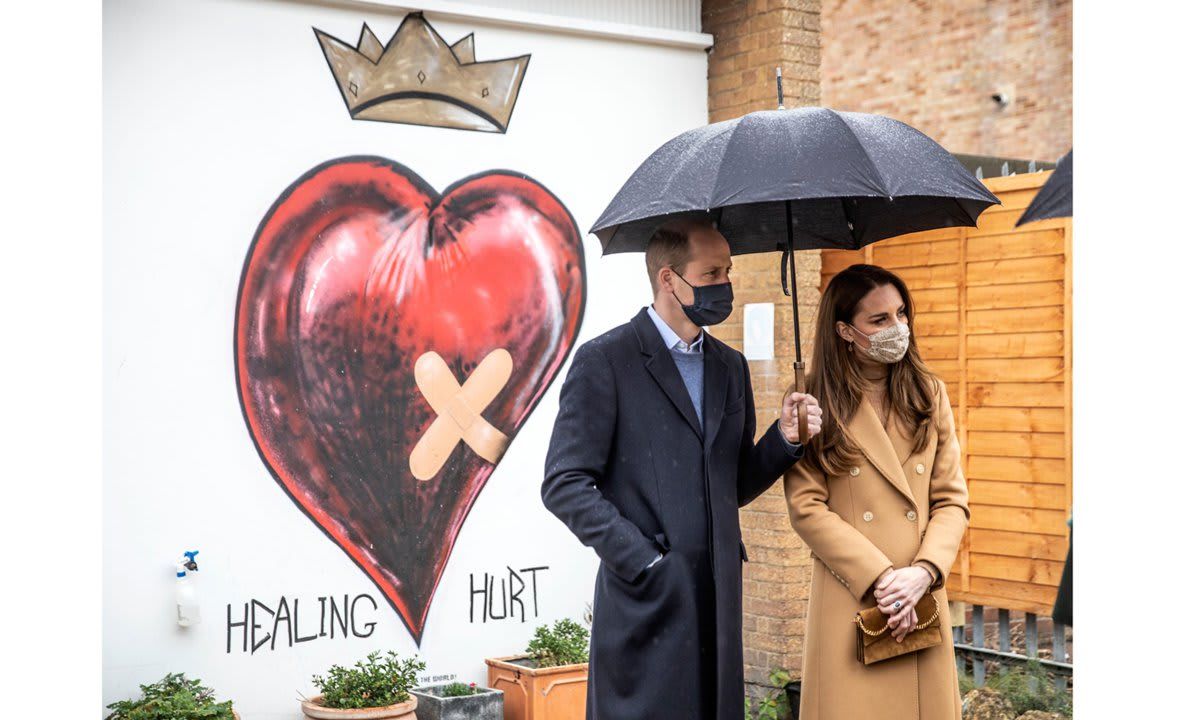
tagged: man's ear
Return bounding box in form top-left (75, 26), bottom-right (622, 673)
top-left (657, 266), bottom-right (674, 294)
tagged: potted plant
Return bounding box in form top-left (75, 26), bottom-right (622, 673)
top-left (412, 680), bottom-right (503, 720)
top-left (105, 672), bottom-right (240, 719)
top-left (485, 618), bottom-right (590, 720)
top-left (302, 650), bottom-right (426, 719)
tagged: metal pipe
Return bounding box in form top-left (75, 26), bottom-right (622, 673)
top-left (954, 644), bottom-right (1073, 673)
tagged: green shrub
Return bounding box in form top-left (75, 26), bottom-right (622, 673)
top-left (526, 618), bottom-right (590, 668)
top-left (958, 666), bottom-right (975, 697)
top-left (105, 673), bottom-right (235, 720)
top-left (984, 661), bottom-right (1072, 718)
top-left (312, 650), bottom-right (426, 709)
top-left (441, 681), bottom-right (479, 697)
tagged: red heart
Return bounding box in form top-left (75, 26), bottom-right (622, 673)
top-left (235, 157), bottom-right (585, 642)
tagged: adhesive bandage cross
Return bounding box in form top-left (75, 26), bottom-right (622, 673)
top-left (410, 348), bottom-right (513, 481)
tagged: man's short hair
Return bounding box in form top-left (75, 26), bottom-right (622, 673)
top-left (645, 219), bottom-right (708, 292)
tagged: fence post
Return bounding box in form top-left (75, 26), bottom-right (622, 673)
top-left (953, 626), bottom-right (965, 677)
top-left (1052, 622), bottom-right (1067, 691)
top-left (997, 609), bottom-right (1011, 654)
top-left (1024, 612), bottom-right (1038, 658)
top-left (1025, 612), bottom-right (1040, 693)
top-left (972, 605), bottom-right (985, 687)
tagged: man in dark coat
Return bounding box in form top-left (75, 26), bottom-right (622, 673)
top-left (542, 220), bottom-right (823, 720)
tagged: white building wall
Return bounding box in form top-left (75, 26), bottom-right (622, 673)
top-left (103, 0), bottom-right (708, 717)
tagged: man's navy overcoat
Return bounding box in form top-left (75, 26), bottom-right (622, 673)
top-left (543, 308), bottom-right (802, 720)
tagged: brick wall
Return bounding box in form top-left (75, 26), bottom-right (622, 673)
top-left (822, 0), bottom-right (1072, 161)
top-left (701, 0), bottom-right (824, 694)
top-left (705, 0), bottom-right (822, 123)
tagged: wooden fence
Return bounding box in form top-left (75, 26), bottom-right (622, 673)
top-left (820, 172), bottom-right (1072, 615)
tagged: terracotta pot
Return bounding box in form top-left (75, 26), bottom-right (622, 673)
top-left (301, 694), bottom-right (419, 719)
top-left (485, 654), bottom-right (588, 720)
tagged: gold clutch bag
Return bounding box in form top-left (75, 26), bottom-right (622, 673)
top-left (854, 593), bottom-right (942, 665)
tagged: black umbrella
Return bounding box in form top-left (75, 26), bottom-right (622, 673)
top-left (1016, 148), bottom-right (1072, 226)
top-left (591, 87), bottom-right (999, 433)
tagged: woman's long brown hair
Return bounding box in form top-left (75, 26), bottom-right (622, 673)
top-left (804, 264), bottom-right (939, 476)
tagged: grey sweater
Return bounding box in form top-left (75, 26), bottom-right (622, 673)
top-left (670, 347), bottom-right (705, 431)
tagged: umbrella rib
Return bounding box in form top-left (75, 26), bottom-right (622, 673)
top-left (949, 195), bottom-right (973, 227)
top-left (829, 111), bottom-right (891, 196)
top-left (667, 125), bottom-right (736, 213)
top-left (707, 120), bottom-right (745, 209)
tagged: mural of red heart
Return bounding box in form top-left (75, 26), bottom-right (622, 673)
top-left (235, 156), bottom-right (585, 642)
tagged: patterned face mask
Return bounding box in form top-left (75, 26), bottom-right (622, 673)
top-left (851, 322), bottom-right (910, 364)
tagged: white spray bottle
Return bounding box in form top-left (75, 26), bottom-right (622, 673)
top-left (175, 550), bottom-right (201, 627)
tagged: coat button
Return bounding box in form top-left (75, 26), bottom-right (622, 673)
top-left (906, 510), bottom-right (917, 521)
top-left (915, 463), bottom-right (926, 474)
top-left (850, 466), bottom-right (861, 477)
top-left (863, 511), bottom-right (874, 522)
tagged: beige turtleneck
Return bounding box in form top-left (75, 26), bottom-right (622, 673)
top-left (859, 360), bottom-right (891, 428)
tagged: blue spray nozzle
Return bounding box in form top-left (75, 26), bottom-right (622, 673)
top-left (182, 550), bottom-right (200, 572)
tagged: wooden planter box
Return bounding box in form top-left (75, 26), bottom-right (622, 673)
top-left (412, 683), bottom-right (503, 720)
top-left (485, 654), bottom-right (588, 720)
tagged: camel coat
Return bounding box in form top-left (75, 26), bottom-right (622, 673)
top-left (784, 378), bottom-right (969, 720)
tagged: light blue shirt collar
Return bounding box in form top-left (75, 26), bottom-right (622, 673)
top-left (647, 305), bottom-right (704, 354)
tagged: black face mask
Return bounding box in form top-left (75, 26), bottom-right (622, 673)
top-left (672, 270), bottom-right (734, 327)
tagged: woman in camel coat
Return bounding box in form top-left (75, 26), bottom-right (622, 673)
top-left (784, 264), bottom-right (969, 720)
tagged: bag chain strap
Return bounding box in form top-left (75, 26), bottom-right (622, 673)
top-left (855, 603), bottom-right (940, 637)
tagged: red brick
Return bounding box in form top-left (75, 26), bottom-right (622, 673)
top-left (820, 0), bottom-right (1071, 160)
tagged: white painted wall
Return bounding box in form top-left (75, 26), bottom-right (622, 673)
top-left (102, 0), bottom-right (707, 716)
top-left (443, 0), bottom-right (702, 31)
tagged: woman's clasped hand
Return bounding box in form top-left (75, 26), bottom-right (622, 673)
top-left (873, 566), bottom-right (934, 642)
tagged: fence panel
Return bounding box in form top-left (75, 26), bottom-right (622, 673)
top-left (820, 172), bottom-right (1072, 615)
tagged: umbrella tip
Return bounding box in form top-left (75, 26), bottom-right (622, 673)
top-left (775, 66), bottom-right (784, 110)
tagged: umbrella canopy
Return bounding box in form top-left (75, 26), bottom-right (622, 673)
top-left (591, 107), bottom-right (1000, 254)
top-left (590, 105), bottom-right (999, 438)
top-left (1016, 148), bottom-right (1073, 226)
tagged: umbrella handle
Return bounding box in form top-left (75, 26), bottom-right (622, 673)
top-left (793, 360), bottom-right (809, 444)
top-left (783, 198), bottom-right (808, 445)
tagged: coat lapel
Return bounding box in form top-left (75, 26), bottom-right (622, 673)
top-left (884, 411), bottom-right (917, 467)
top-left (634, 309), bottom-right (703, 440)
top-left (702, 337), bottom-right (729, 450)
top-left (844, 398), bottom-right (916, 505)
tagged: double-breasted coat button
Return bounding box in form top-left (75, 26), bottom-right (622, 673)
top-left (906, 510), bottom-right (918, 521)
top-left (863, 511), bottom-right (874, 522)
top-left (850, 466), bottom-right (861, 477)
top-left (915, 463), bottom-right (926, 474)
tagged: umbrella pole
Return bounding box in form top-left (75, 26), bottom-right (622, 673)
top-left (785, 200), bottom-right (809, 444)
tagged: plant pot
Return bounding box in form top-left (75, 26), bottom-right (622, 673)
top-left (485, 654), bottom-right (588, 720)
top-left (411, 683), bottom-right (504, 720)
top-left (301, 694), bottom-right (419, 719)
